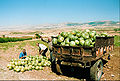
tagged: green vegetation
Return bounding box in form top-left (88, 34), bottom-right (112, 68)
top-left (17, 42), bottom-right (27, 50)
top-left (67, 23), bottom-right (81, 26)
top-left (95, 29), bottom-right (113, 31)
top-left (0, 37), bottom-right (32, 43)
top-left (91, 27), bottom-right (120, 32)
top-left (114, 28), bottom-right (120, 32)
top-left (27, 31), bottom-right (44, 35)
top-left (86, 21), bottom-right (118, 26)
top-left (0, 42), bottom-right (19, 50)
top-left (66, 21), bottom-right (119, 26)
top-left (11, 31), bottom-right (44, 35)
top-left (2, 35), bottom-right (5, 38)
top-left (94, 27), bottom-right (115, 31)
top-left (0, 39), bottom-right (48, 50)
top-left (35, 33), bottom-right (42, 39)
top-left (11, 32), bottom-right (24, 34)
top-left (114, 35), bottom-right (120, 46)
top-left (0, 33), bottom-right (119, 51)
top-left (110, 32), bottom-right (120, 33)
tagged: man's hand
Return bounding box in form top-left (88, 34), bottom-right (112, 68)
top-left (40, 36), bottom-right (42, 38)
top-left (20, 56), bottom-right (26, 59)
top-left (40, 36), bottom-right (44, 40)
top-left (21, 57), bottom-right (24, 59)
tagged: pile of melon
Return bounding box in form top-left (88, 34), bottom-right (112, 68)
top-left (7, 55), bottom-right (51, 72)
top-left (52, 29), bottom-right (108, 47)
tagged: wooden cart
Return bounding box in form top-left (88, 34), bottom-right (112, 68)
top-left (51, 36), bottom-right (114, 80)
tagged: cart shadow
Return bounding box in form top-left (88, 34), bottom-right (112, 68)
top-left (60, 65), bottom-right (91, 80)
top-left (60, 60), bottom-right (107, 80)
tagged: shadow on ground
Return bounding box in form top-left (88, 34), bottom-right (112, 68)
top-left (56, 60), bottom-right (108, 81)
top-left (60, 65), bottom-right (91, 80)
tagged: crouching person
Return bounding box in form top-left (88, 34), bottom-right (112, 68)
top-left (37, 43), bottom-right (48, 57)
top-left (19, 49), bottom-right (27, 59)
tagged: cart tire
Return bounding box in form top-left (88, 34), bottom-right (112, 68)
top-left (50, 52), bottom-right (57, 73)
top-left (90, 59), bottom-right (103, 81)
top-left (51, 60), bottom-right (57, 73)
top-left (56, 60), bottom-right (63, 75)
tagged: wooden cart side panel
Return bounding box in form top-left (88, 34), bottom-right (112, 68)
top-left (52, 36), bottom-right (114, 62)
top-left (95, 37), bottom-right (114, 57)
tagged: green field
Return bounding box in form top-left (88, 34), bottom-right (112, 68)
top-left (0, 35), bottom-right (119, 51)
top-left (11, 31), bottom-right (44, 35)
top-left (0, 39), bottom-right (48, 50)
top-left (114, 35), bottom-right (120, 46)
top-left (0, 37), bottom-right (32, 43)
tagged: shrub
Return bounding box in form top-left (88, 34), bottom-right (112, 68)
top-left (0, 37), bottom-right (32, 43)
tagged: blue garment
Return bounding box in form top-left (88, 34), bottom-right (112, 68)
top-left (19, 52), bottom-right (27, 59)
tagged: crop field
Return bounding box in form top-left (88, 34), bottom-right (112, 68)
top-left (0, 28), bottom-right (120, 80)
top-left (0, 0), bottom-right (119, 80)
top-left (114, 35), bottom-right (120, 46)
top-left (0, 37), bottom-right (32, 43)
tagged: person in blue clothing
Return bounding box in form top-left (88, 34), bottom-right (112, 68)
top-left (19, 49), bottom-right (27, 59)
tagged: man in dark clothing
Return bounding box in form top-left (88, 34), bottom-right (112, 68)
top-left (40, 36), bottom-right (52, 52)
top-left (40, 36), bottom-right (62, 74)
top-left (40, 36), bottom-right (53, 60)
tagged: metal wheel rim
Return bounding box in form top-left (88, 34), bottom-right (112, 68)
top-left (97, 62), bottom-right (102, 80)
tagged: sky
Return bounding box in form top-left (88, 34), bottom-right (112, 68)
top-left (0, 0), bottom-right (119, 26)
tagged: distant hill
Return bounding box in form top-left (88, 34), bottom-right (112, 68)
top-left (66, 21), bottom-right (119, 26)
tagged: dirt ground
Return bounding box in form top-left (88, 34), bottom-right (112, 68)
top-left (0, 41), bottom-right (120, 80)
top-left (0, 26), bottom-right (119, 38)
top-left (101, 47), bottom-right (120, 80)
top-left (0, 27), bottom-right (120, 80)
top-left (0, 42), bottom-right (79, 80)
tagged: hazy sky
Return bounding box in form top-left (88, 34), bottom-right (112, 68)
top-left (0, 0), bottom-right (119, 26)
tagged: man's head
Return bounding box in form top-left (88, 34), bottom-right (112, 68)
top-left (48, 37), bottom-right (52, 42)
top-left (22, 49), bottom-right (26, 54)
top-left (37, 43), bottom-right (39, 46)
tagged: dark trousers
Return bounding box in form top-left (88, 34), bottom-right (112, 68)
top-left (39, 48), bottom-right (48, 57)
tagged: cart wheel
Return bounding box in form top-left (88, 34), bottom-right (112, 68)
top-left (90, 59), bottom-right (103, 81)
top-left (50, 52), bottom-right (57, 73)
top-left (51, 60), bottom-right (57, 73)
top-left (108, 54), bottom-right (110, 60)
top-left (50, 52), bottom-right (62, 74)
top-left (56, 60), bottom-right (63, 75)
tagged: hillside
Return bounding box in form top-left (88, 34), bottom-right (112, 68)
top-left (66, 21), bottom-right (119, 26)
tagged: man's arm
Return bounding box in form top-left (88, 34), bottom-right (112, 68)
top-left (40, 36), bottom-right (48, 43)
top-left (19, 53), bottom-right (27, 59)
top-left (25, 52), bottom-right (27, 56)
top-left (20, 56), bottom-right (26, 59)
top-left (39, 50), bottom-right (44, 54)
top-left (19, 53), bottom-right (22, 59)
top-left (20, 56), bottom-right (25, 59)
